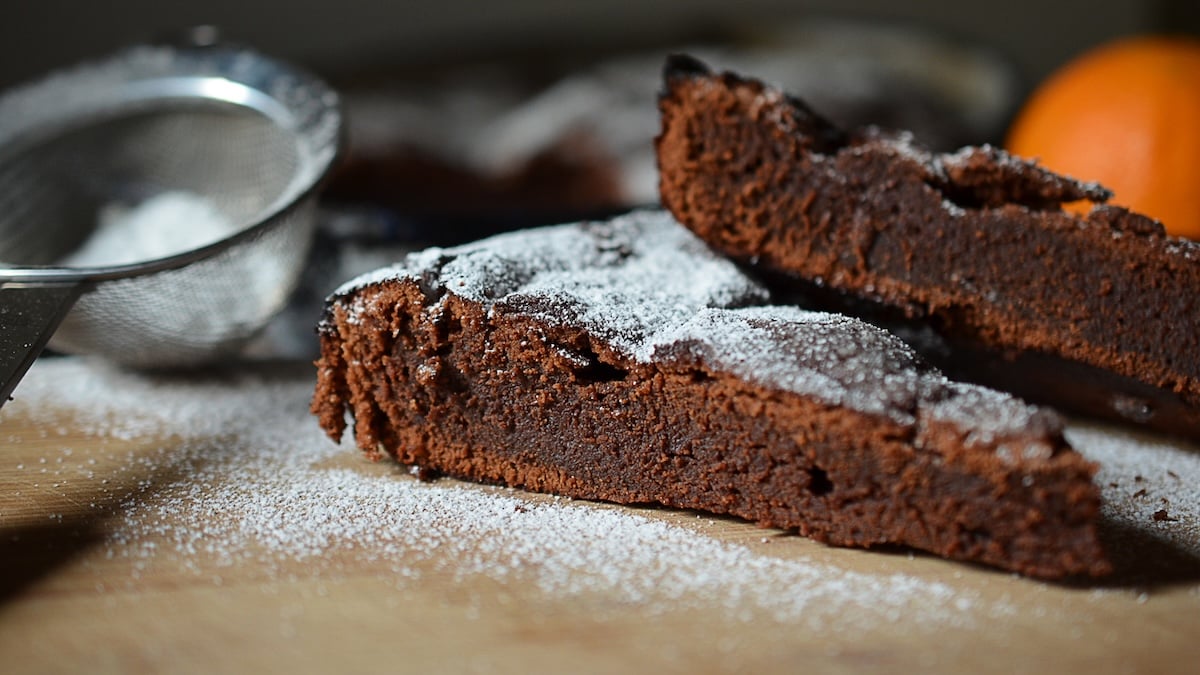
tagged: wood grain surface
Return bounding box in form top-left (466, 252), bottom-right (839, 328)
top-left (1, 358), bottom-right (1198, 674)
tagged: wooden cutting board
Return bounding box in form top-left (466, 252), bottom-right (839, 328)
top-left (1, 358), bottom-right (1198, 674)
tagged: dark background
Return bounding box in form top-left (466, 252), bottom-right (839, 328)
top-left (3, 0), bottom-right (1199, 91)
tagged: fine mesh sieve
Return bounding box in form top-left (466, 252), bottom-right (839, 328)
top-left (0, 36), bottom-right (343, 405)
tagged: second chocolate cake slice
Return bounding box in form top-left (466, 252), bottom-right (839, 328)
top-left (313, 210), bottom-right (1108, 579)
top-left (656, 54), bottom-right (1200, 440)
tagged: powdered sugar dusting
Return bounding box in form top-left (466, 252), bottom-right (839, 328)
top-left (650, 306), bottom-right (924, 422)
top-left (330, 210), bottom-right (1054, 439)
top-left (4, 356), bottom-right (1003, 628)
top-left (333, 210), bottom-right (767, 323)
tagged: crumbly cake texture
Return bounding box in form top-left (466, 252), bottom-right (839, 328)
top-left (312, 210), bottom-right (1108, 578)
top-left (656, 54), bottom-right (1200, 440)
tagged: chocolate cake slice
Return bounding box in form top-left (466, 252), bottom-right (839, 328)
top-left (312, 209), bottom-right (1108, 578)
top-left (656, 54), bottom-right (1200, 440)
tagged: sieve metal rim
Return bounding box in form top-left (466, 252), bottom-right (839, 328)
top-left (0, 38), bottom-right (344, 406)
top-left (0, 40), bottom-right (344, 283)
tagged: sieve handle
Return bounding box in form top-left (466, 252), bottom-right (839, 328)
top-left (0, 283), bottom-right (84, 408)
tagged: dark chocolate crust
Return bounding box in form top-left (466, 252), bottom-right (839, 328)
top-left (312, 212), bottom-right (1108, 579)
top-left (655, 55), bottom-right (1200, 440)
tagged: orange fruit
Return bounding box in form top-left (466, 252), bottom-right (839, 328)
top-left (1006, 35), bottom-right (1200, 239)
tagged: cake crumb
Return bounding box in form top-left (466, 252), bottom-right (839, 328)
top-left (1153, 509), bottom-right (1176, 523)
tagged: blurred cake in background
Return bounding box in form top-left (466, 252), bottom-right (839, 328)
top-left (324, 19), bottom-right (1020, 236)
top-left (252, 18), bottom-right (1020, 360)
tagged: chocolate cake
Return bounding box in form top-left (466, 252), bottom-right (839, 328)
top-left (656, 54), bottom-right (1200, 440)
top-left (312, 210), bottom-right (1108, 578)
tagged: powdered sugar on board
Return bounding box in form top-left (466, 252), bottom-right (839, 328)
top-left (1065, 425), bottom-right (1200, 561)
top-left (0, 356), bottom-right (1061, 629)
